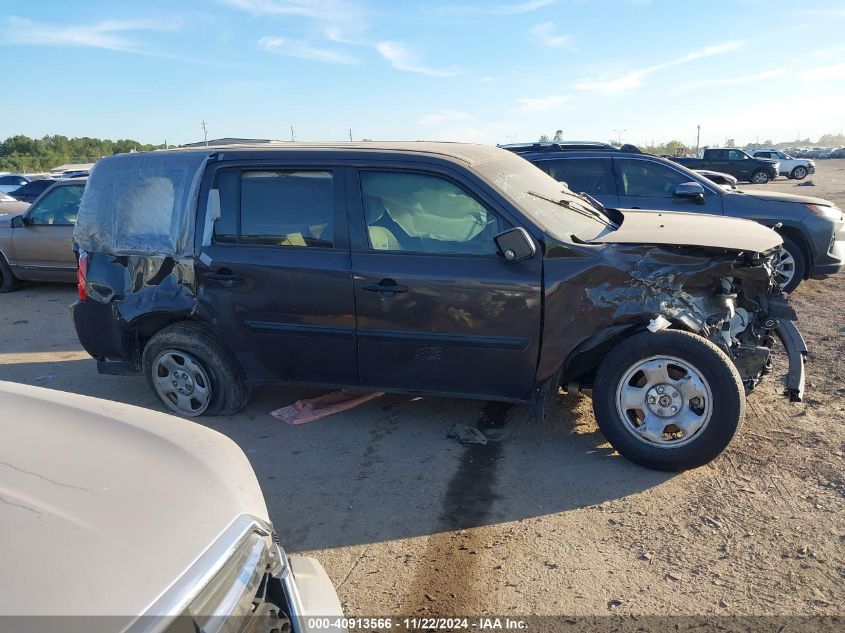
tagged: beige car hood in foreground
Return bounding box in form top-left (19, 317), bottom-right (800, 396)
top-left (586, 209), bottom-right (783, 252)
top-left (0, 382), bottom-right (269, 622)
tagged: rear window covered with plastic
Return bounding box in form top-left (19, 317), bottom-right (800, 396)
top-left (74, 151), bottom-right (209, 258)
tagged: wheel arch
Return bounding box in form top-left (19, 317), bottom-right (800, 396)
top-left (560, 323), bottom-right (646, 387)
top-left (129, 313), bottom-right (245, 380)
top-left (773, 226), bottom-right (813, 280)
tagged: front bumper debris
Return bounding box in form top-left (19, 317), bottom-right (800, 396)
top-left (774, 319), bottom-right (808, 402)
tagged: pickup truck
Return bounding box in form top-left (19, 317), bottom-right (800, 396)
top-left (672, 148), bottom-right (779, 184)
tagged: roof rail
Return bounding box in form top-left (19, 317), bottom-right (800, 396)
top-left (499, 141), bottom-right (642, 153)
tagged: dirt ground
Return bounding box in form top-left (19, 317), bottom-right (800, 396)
top-left (1, 162), bottom-right (843, 628)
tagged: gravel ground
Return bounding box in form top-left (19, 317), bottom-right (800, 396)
top-left (0, 161), bottom-right (842, 629)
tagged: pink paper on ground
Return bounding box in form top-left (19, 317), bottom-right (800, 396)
top-left (270, 390), bottom-right (384, 425)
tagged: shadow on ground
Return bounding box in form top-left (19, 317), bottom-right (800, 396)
top-left (1, 285), bottom-right (672, 553)
top-left (0, 356), bottom-right (671, 553)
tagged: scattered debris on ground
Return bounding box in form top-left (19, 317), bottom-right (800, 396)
top-left (271, 390), bottom-right (383, 425)
top-left (447, 423), bottom-right (488, 445)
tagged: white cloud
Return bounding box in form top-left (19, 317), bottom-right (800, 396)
top-left (427, 0), bottom-right (554, 17)
top-left (222, 0), bottom-right (360, 19)
top-left (492, 0), bottom-right (555, 14)
top-left (418, 109), bottom-right (473, 126)
top-left (574, 40), bottom-right (744, 94)
top-left (258, 35), bottom-right (359, 64)
top-left (3, 16), bottom-right (177, 53)
top-left (671, 68), bottom-right (785, 94)
top-left (529, 21), bottom-right (574, 49)
top-left (376, 41), bottom-right (461, 77)
top-left (802, 63), bottom-right (845, 81)
top-left (515, 95), bottom-right (570, 112)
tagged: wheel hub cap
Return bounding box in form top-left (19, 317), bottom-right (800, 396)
top-left (615, 356), bottom-right (713, 448)
top-left (646, 383), bottom-right (682, 416)
top-left (152, 350), bottom-right (211, 416)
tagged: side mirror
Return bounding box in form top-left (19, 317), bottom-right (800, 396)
top-left (674, 181), bottom-right (705, 203)
top-left (10, 215), bottom-right (24, 229)
top-left (495, 227), bottom-right (536, 262)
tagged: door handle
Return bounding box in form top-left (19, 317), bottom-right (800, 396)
top-left (362, 279), bottom-right (408, 295)
top-left (202, 269), bottom-right (244, 286)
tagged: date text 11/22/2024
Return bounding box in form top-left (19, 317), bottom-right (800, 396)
top-left (306, 617), bottom-right (529, 630)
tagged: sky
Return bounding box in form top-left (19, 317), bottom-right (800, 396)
top-left (2, 0), bottom-right (844, 147)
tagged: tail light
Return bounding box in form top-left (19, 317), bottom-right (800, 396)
top-left (77, 253), bottom-right (88, 301)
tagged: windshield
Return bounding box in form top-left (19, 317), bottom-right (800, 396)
top-left (473, 152), bottom-right (609, 241)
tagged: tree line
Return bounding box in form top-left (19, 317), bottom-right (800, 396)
top-left (0, 135), bottom-right (163, 173)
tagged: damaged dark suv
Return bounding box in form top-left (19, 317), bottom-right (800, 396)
top-left (71, 143), bottom-right (807, 471)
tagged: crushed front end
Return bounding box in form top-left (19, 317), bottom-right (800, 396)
top-left (543, 242), bottom-right (808, 402)
top-left (638, 248), bottom-right (808, 401)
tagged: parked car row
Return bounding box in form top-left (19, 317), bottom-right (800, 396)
top-left (671, 148), bottom-right (780, 184)
top-left (502, 141), bottom-right (844, 292)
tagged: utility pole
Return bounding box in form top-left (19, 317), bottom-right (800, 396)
top-left (201, 120), bottom-right (208, 147)
top-left (613, 128), bottom-right (626, 145)
top-left (290, 126), bottom-right (295, 142)
top-left (348, 128), bottom-right (353, 142)
top-left (696, 124), bottom-right (700, 156)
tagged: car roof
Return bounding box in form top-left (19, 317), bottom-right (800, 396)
top-left (159, 141), bottom-right (507, 167)
top-left (500, 141), bottom-right (645, 158)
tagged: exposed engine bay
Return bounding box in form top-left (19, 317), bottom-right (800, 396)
top-left (542, 243), bottom-right (806, 401)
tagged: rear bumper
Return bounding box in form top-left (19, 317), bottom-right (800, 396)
top-left (71, 300), bottom-right (136, 364)
top-left (774, 319), bottom-right (808, 402)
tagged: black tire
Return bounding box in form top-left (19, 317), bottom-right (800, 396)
top-left (142, 322), bottom-right (247, 417)
top-left (751, 170), bottom-right (770, 184)
top-left (776, 235), bottom-right (806, 293)
top-left (592, 330), bottom-right (744, 471)
top-left (0, 253), bottom-right (20, 293)
top-left (790, 166), bottom-right (808, 180)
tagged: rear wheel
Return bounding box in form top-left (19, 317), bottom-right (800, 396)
top-left (142, 322), bottom-right (247, 417)
top-left (774, 235), bottom-right (806, 293)
top-left (751, 170), bottom-right (770, 184)
top-left (592, 330), bottom-right (744, 471)
top-left (0, 255), bottom-right (20, 293)
top-left (791, 166), bottom-right (808, 180)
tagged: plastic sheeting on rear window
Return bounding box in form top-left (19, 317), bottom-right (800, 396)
top-left (74, 151), bottom-right (210, 258)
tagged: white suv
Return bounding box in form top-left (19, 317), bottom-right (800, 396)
top-left (0, 381), bottom-right (345, 633)
top-left (751, 149), bottom-right (815, 180)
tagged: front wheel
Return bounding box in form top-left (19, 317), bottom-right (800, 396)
top-left (592, 330), bottom-right (744, 471)
top-left (774, 235), bottom-right (806, 293)
top-left (142, 322), bottom-right (247, 417)
top-left (751, 170), bottom-right (770, 184)
top-left (791, 166), bottom-right (808, 180)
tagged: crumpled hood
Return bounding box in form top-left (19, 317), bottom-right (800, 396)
top-left (0, 382), bottom-right (269, 620)
top-left (728, 189), bottom-right (833, 207)
top-left (586, 209), bottom-right (782, 253)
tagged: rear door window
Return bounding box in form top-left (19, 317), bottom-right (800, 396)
top-left (214, 169), bottom-right (334, 247)
top-left (614, 159), bottom-right (690, 197)
top-left (538, 158), bottom-right (615, 196)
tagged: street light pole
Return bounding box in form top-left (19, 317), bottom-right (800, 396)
top-left (613, 128), bottom-right (626, 146)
